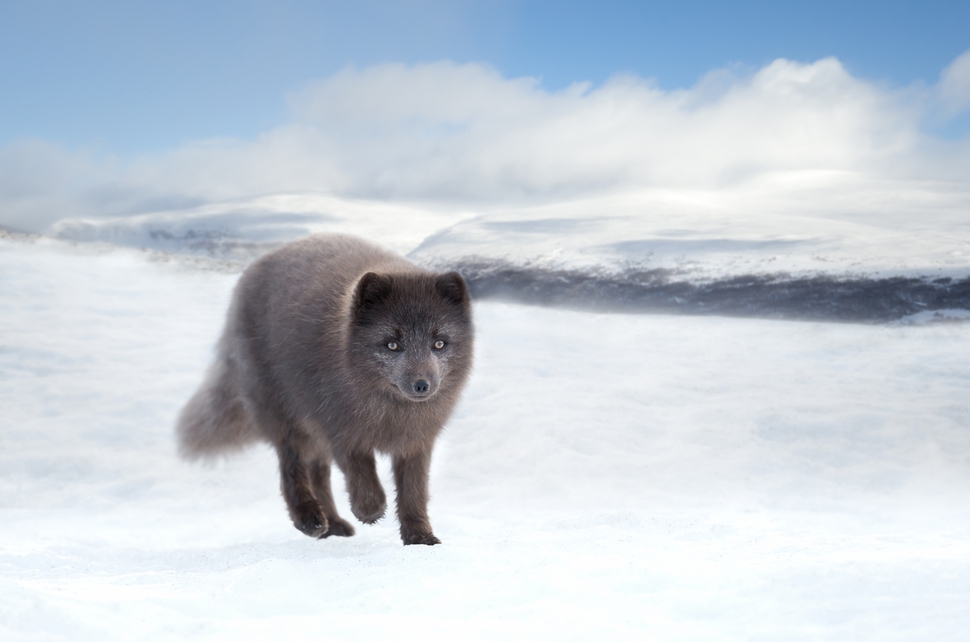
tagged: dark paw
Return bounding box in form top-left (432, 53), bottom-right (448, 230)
top-left (351, 492), bottom-right (387, 524)
top-left (292, 502), bottom-right (328, 538)
top-left (320, 516), bottom-right (356, 538)
top-left (402, 532), bottom-right (441, 546)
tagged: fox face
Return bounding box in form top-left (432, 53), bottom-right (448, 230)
top-left (349, 271), bottom-right (473, 403)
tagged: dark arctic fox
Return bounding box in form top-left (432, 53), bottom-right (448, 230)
top-left (176, 234), bottom-right (473, 545)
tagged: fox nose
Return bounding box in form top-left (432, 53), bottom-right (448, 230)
top-left (413, 379), bottom-right (430, 394)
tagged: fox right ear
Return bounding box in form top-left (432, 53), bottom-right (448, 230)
top-left (434, 271), bottom-right (471, 320)
top-left (353, 272), bottom-right (392, 321)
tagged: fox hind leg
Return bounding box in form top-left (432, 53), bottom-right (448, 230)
top-left (276, 431), bottom-right (329, 538)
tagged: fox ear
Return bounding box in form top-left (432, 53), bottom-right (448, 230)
top-left (434, 272), bottom-right (469, 309)
top-left (354, 272), bottom-right (392, 321)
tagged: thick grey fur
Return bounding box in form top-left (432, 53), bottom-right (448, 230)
top-left (176, 234), bottom-right (474, 545)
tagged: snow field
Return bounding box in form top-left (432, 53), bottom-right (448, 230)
top-left (2, 237), bottom-right (970, 640)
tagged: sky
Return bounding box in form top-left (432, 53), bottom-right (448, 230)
top-left (2, 0), bottom-right (970, 154)
top-left (1, 1), bottom-right (969, 236)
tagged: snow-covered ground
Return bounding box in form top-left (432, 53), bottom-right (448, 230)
top-left (3, 235), bottom-right (970, 640)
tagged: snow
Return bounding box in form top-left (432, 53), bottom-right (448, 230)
top-left (3, 235), bottom-right (970, 640)
top-left (41, 176), bottom-right (970, 287)
top-left (895, 308), bottom-right (970, 326)
top-left (46, 193), bottom-right (470, 262)
top-left (408, 183), bottom-right (970, 280)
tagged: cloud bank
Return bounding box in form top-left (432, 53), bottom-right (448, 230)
top-left (1, 53), bottom-right (969, 234)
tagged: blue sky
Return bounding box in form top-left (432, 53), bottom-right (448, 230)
top-left (2, 0), bottom-right (969, 154)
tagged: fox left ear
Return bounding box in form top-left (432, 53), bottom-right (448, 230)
top-left (434, 272), bottom-right (470, 309)
top-left (353, 272), bottom-right (393, 323)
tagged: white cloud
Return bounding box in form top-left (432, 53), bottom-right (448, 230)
top-left (283, 58), bottom-right (926, 196)
top-left (1, 53), bottom-right (969, 234)
top-left (938, 49), bottom-right (970, 116)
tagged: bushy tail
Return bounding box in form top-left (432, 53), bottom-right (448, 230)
top-left (176, 358), bottom-right (259, 460)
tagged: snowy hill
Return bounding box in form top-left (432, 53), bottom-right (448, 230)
top-left (38, 179), bottom-right (970, 322)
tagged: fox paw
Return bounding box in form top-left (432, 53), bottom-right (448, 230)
top-left (350, 492), bottom-right (387, 524)
top-left (292, 502), bottom-right (329, 538)
top-left (320, 516), bottom-right (356, 538)
top-left (402, 532), bottom-right (441, 546)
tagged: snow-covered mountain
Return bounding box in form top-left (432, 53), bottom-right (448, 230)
top-left (37, 177), bottom-right (970, 322)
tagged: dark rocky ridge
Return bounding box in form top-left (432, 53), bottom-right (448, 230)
top-left (5, 229), bottom-right (968, 323)
top-left (447, 260), bottom-right (970, 323)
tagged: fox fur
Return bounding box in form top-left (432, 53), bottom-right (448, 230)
top-left (176, 234), bottom-right (474, 545)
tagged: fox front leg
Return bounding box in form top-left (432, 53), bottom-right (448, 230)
top-left (393, 449), bottom-right (440, 546)
top-left (339, 451), bottom-right (387, 524)
top-left (308, 457), bottom-right (356, 538)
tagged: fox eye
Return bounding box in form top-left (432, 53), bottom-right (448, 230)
top-left (387, 341), bottom-right (399, 351)
top-left (433, 340), bottom-right (445, 349)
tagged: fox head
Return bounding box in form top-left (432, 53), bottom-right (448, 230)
top-left (348, 270), bottom-right (473, 403)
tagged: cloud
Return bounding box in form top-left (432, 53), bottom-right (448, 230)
top-left (938, 49), bottom-right (970, 116)
top-left (1, 52), bottom-right (969, 234)
top-left (0, 140), bottom-right (121, 231)
top-left (284, 58), bottom-right (925, 196)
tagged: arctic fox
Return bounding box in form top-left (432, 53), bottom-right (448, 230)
top-left (176, 234), bottom-right (474, 545)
